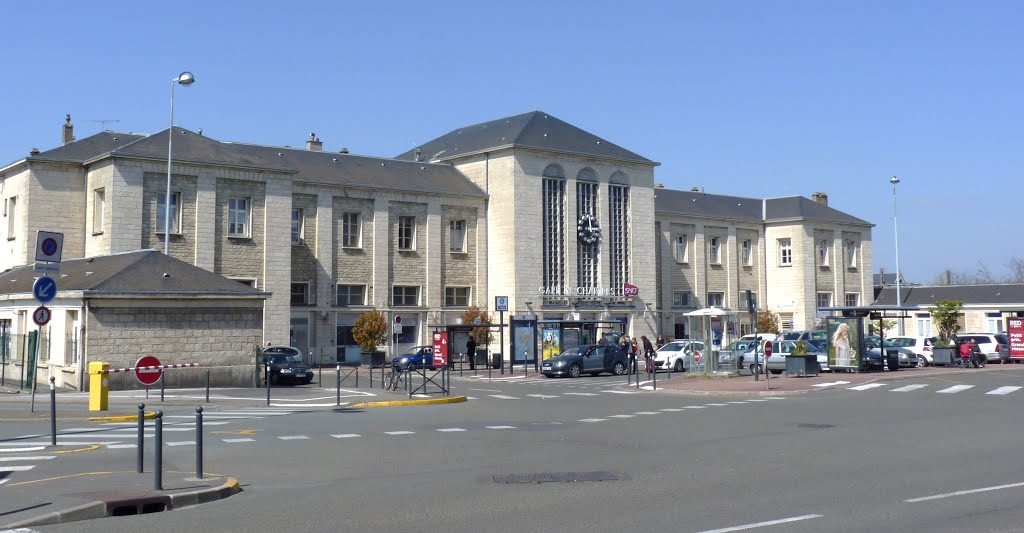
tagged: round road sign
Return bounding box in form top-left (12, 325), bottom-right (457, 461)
top-left (32, 306), bottom-right (52, 326)
top-left (394, 315), bottom-right (402, 324)
top-left (135, 355), bottom-right (163, 386)
top-left (33, 276), bottom-right (58, 304)
top-left (764, 341), bottom-right (773, 357)
top-left (693, 351), bottom-right (702, 364)
top-left (41, 238), bottom-right (59, 257)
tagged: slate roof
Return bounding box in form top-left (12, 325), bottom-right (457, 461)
top-left (22, 131), bottom-right (145, 164)
top-left (654, 188), bottom-right (872, 226)
top-left (873, 284), bottom-right (1024, 307)
top-left (396, 111), bottom-right (656, 165)
top-left (0, 250), bottom-right (267, 298)
top-left (873, 272), bottom-right (905, 287)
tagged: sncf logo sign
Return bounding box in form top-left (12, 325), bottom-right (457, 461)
top-left (623, 283), bottom-right (639, 297)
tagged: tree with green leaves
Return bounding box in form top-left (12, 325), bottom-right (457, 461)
top-left (461, 307), bottom-right (494, 346)
top-left (928, 299), bottom-right (964, 343)
top-left (757, 309), bottom-right (780, 334)
top-left (352, 311), bottom-right (388, 354)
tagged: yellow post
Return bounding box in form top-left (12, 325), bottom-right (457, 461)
top-left (88, 361), bottom-right (109, 412)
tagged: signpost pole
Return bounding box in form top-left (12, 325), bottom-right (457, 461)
top-left (499, 310), bottom-right (505, 375)
top-left (765, 340), bottom-right (772, 391)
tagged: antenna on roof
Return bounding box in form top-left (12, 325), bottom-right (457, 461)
top-left (87, 119), bottom-right (121, 132)
top-left (429, 149), bottom-right (447, 161)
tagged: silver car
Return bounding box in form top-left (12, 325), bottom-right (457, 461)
top-left (655, 340), bottom-right (706, 372)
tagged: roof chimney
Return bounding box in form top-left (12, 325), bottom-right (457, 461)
top-left (306, 132), bottom-right (323, 152)
top-left (812, 192), bottom-right (828, 206)
top-left (339, 147), bottom-right (349, 154)
top-left (62, 114), bottom-right (74, 145)
top-left (690, 186), bottom-right (699, 192)
top-left (655, 183), bottom-right (665, 189)
top-left (30, 147), bottom-right (40, 155)
top-left (415, 149), bottom-right (422, 162)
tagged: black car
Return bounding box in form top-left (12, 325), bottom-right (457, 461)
top-left (541, 344), bottom-right (628, 378)
top-left (262, 346), bottom-right (314, 385)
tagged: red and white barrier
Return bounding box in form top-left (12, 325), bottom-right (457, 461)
top-left (100, 363), bottom-right (198, 375)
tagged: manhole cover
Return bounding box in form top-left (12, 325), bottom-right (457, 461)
top-left (797, 423), bottom-right (835, 429)
top-left (493, 471), bottom-right (620, 484)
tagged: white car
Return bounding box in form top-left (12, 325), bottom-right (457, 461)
top-left (888, 336), bottom-right (939, 366)
top-left (654, 340), bottom-right (706, 372)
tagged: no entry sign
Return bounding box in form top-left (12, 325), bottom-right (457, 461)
top-left (135, 355), bottom-right (163, 386)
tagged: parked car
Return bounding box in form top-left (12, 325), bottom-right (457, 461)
top-left (955, 333), bottom-right (1009, 363)
top-left (655, 340), bottom-right (706, 372)
top-left (392, 345), bottom-right (435, 370)
top-left (888, 336), bottom-right (939, 366)
top-left (718, 339), bottom-right (763, 371)
top-left (763, 340), bottom-right (830, 374)
top-left (261, 346), bottom-right (314, 385)
top-left (542, 344), bottom-right (628, 378)
top-left (779, 330), bottom-right (827, 342)
top-left (864, 336), bottom-right (917, 368)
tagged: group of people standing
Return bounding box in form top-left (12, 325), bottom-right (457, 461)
top-left (619, 334), bottom-right (663, 373)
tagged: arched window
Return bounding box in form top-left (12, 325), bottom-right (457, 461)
top-left (608, 172), bottom-right (630, 292)
top-left (542, 165), bottom-right (566, 291)
top-left (576, 169), bottom-right (600, 291)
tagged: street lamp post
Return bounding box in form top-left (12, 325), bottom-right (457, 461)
top-left (164, 71), bottom-right (195, 255)
top-left (891, 176), bottom-right (902, 335)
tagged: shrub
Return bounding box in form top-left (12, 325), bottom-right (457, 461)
top-left (352, 311), bottom-right (388, 354)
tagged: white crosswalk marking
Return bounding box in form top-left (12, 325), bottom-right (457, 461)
top-left (705, 403), bottom-right (729, 407)
top-left (436, 428), bottom-right (466, 432)
top-left (167, 441), bottom-right (196, 447)
top-left (937, 385), bottom-right (974, 394)
top-left (683, 406), bottom-right (707, 409)
top-left (660, 408), bottom-right (683, 412)
top-left (987, 386), bottom-right (1022, 395)
top-left (331, 434), bottom-right (361, 439)
top-left (579, 419), bottom-right (607, 423)
top-left (891, 384), bottom-right (929, 392)
top-left (0, 456), bottom-right (53, 462)
top-left (726, 401), bottom-right (749, 404)
top-left (384, 431), bottom-right (414, 436)
top-left (488, 395), bottom-right (520, 400)
top-left (526, 394), bottom-right (559, 399)
top-left (485, 426), bottom-right (516, 429)
top-left (603, 390), bottom-right (637, 394)
top-left (278, 436), bottom-right (310, 440)
top-left (813, 381), bottom-right (851, 388)
top-left (746, 399), bottom-right (769, 402)
top-left (608, 414), bottom-right (635, 418)
top-left (0, 465), bottom-right (36, 472)
top-left (222, 438), bottom-right (255, 443)
top-left (106, 444), bottom-right (137, 449)
top-left (848, 383), bottom-right (886, 391)
top-left (563, 392), bottom-right (598, 396)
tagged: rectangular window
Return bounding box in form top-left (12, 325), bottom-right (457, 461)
top-left (741, 239), bottom-right (752, 266)
top-left (818, 239), bottom-right (829, 266)
top-left (672, 291), bottom-right (690, 308)
top-left (779, 313), bottom-right (794, 331)
top-left (449, 219), bottom-right (466, 253)
top-left (542, 177), bottom-right (566, 290)
top-left (576, 181), bottom-right (599, 290)
top-left (778, 238), bottom-right (792, 266)
top-left (741, 291), bottom-right (757, 310)
top-left (342, 212), bottom-right (361, 248)
top-left (398, 216), bottom-right (416, 251)
top-left (608, 183), bottom-right (630, 292)
top-left (5, 196), bottom-right (15, 239)
top-left (291, 208), bottom-right (304, 244)
top-left (816, 292), bottom-right (833, 309)
top-left (444, 287), bottom-right (470, 307)
top-left (986, 312), bottom-right (1004, 333)
top-left (674, 235), bottom-right (688, 263)
top-left (92, 188), bottom-right (105, 234)
top-left (392, 286), bottom-right (420, 306)
top-left (845, 293), bottom-right (859, 307)
top-left (290, 283), bottom-right (310, 305)
top-left (916, 313), bottom-right (932, 336)
top-left (709, 237), bottom-right (721, 265)
top-left (156, 192), bottom-right (181, 235)
top-left (846, 240), bottom-right (858, 268)
top-left (336, 284), bottom-right (366, 307)
top-left (707, 292), bottom-right (725, 307)
top-left (228, 197), bottom-right (250, 237)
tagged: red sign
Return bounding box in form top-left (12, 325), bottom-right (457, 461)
top-left (693, 350), bottom-right (702, 364)
top-left (623, 283), bottom-right (639, 297)
top-left (135, 355), bottom-right (163, 386)
top-left (1009, 318), bottom-right (1024, 360)
top-left (432, 332), bottom-right (449, 367)
top-left (764, 341), bottom-right (773, 357)
top-left (32, 306), bottom-right (51, 326)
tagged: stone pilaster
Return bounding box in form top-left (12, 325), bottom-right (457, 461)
top-left (194, 172), bottom-right (216, 270)
top-left (262, 178), bottom-right (291, 344)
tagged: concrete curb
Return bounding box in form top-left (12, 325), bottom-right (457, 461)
top-left (349, 395), bottom-right (468, 408)
top-left (88, 410), bottom-right (157, 423)
top-left (0, 476), bottom-right (242, 528)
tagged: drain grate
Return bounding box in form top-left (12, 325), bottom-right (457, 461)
top-left (493, 471), bottom-right (620, 484)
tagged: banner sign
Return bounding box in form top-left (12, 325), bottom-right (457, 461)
top-left (1008, 318), bottom-right (1024, 360)
top-left (432, 331), bottom-right (449, 367)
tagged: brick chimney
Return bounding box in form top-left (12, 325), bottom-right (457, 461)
top-left (62, 114), bottom-right (74, 145)
top-left (306, 132), bottom-right (323, 152)
top-left (812, 192), bottom-right (828, 206)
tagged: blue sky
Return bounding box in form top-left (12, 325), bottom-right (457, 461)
top-left (3, 1), bottom-right (1021, 283)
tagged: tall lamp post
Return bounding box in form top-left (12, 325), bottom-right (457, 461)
top-left (890, 176), bottom-right (902, 335)
top-left (164, 71), bottom-right (196, 255)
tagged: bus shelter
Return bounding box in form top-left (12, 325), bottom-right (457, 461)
top-left (683, 307), bottom-right (740, 375)
top-left (819, 305), bottom-right (918, 372)
top-left (430, 323), bottom-right (508, 370)
top-left (513, 319), bottom-right (626, 370)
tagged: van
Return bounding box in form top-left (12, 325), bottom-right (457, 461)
top-left (740, 333), bottom-right (777, 343)
top-left (779, 330), bottom-right (827, 342)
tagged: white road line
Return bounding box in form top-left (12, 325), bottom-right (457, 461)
top-left (488, 395), bottom-right (520, 400)
top-left (112, 427), bottom-right (194, 432)
top-left (436, 428), bottom-right (466, 432)
top-left (0, 465), bottom-right (36, 472)
top-left (331, 434), bottom-right (361, 439)
top-left (660, 408), bottom-right (683, 412)
top-left (987, 386), bottom-right (1022, 395)
top-left (466, 397), bottom-right (479, 400)
top-left (726, 401), bottom-right (749, 404)
top-left (891, 384), bottom-right (928, 392)
top-left (579, 419), bottom-right (607, 423)
top-left (563, 392), bottom-right (598, 396)
top-left (695, 513), bottom-right (823, 533)
top-left (166, 441), bottom-right (196, 447)
top-left (0, 441), bottom-right (122, 446)
top-left (107, 444), bottom-right (138, 449)
top-left (608, 414), bottom-right (635, 418)
top-left (937, 385), bottom-right (974, 394)
top-left (905, 481), bottom-right (1024, 503)
top-left (468, 388), bottom-right (502, 392)
top-left (222, 438), bottom-right (255, 443)
top-left (384, 431), bottom-right (414, 436)
top-left (705, 403), bottom-right (729, 407)
top-left (277, 436), bottom-right (310, 440)
top-left (812, 381), bottom-right (851, 388)
top-left (603, 390), bottom-right (636, 394)
top-left (526, 394), bottom-right (560, 399)
top-left (848, 383), bottom-right (886, 391)
top-left (485, 426), bottom-right (517, 429)
top-left (0, 447), bottom-right (45, 453)
top-left (0, 456), bottom-right (54, 462)
top-left (173, 415), bottom-right (265, 420)
top-left (633, 411), bottom-right (659, 415)
top-left (746, 399), bottom-right (769, 402)
top-left (683, 406), bottom-right (707, 409)
top-left (764, 397), bottom-right (786, 400)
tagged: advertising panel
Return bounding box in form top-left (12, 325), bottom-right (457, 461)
top-left (1008, 318), bottom-right (1024, 360)
top-left (826, 316), bottom-right (861, 369)
top-left (432, 331), bottom-right (449, 367)
top-left (512, 321), bottom-right (537, 364)
top-left (542, 328), bottom-right (562, 360)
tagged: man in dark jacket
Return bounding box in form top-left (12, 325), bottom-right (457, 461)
top-left (641, 335), bottom-right (656, 373)
top-left (467, 335), bottom-right (477, 370)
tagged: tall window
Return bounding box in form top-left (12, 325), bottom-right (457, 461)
top-left (444, 287), bottom-right (470, 307)
top-left (708, 237), bottom-right (721, 265)
top-left (608, 176), bottom-right (630, 292)
top-left (741, 239), bottom-right (752, 266)
top-left (5, 196), bottom-right (16, 239)
top-left (986, 312), bottom-right (1004, 333)
top-left (672, 291), bottom-right (690, 308)
top-left (449, 219), bottom-right (466, 253)
top-left (291, 208), bottom-right (304, 244)
top-left (92, 188), bottom-right (105, 234)
top-left (816, 292), bottom-right (833, 309)
top-left (916, 313), bottom-right (932, 336)
top-left (342, 213), bottom-right (361, 248)
top-left (290, 283), bottom-right (310, 305)
top-left (707, 292), bottom-right (724, 307)
top-left (818, 239), bottom-right (829, 266)
top-left (228, 197), bottom-right (250, 237)
top-left (846, 240), bottom-right (858, 267)
top-left (674, 235), bottom-right (688, 263)
top-left (392, 286), bottom-right (420, 306)
top-left (778, 238), bottom-right (792, 266)
top-left (336, 284), bottom-right (365, 306)
top-left (845, 293), bottom-right (860, 307)
top-left (577, 170), bottom-right (599, 291)
top-left (542, 165), bottom-right (566, 291)
top-left (158, 192), bottom-right (182, 235)
top-left (398, 216), bottom-right (416, 251)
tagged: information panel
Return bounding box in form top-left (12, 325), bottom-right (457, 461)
top-left (1008, 318), bottom-right (1024, 360)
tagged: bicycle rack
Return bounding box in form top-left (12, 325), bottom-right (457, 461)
top-left (408, 366), bottom-right (449, 397)
top-left (337, 366), bottom-right (359, 387)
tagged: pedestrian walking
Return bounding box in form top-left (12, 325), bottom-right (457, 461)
top-left (656, 335), bottom-right (666, 349)
top-left (622, 335), bottom-right (636, 373)
top-left (642, 335), bottom-right (656, 374)
top-left (467, 335), bottom-right (477, 370)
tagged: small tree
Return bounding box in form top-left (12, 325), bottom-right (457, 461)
top-left (757, 309), bottom-right (780, 334)
top-left (461, 307), bottom-right (494, 347)
top-left (929, 299), bottom-right (964, 343)
top-left (352, 311), bottom-right (388, 354)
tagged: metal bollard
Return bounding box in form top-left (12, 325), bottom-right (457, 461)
top-left (49, 377), bottom-right (57, 446)
top-left (336, 364), bottom-right (341, 406)
top-left (652, 363), bottom-right (657, 390)
top-left (318, 364), bottom-right (322, 387)
top-left (160, 372), bottom-right (165, 402)
top-left (369, 364), bottom-right (373, 389)
top-left (265, 363), bottom-right (271, 407)
top-left (205, 370), bottom-right (211, 403)
top-left (355, 366), bottom-right (358, 388)
top-left (154, 411), bottom-right (163, 490)
top-left (195, 407), bottom-right (204, 479)
top-left (137, 403), bottom-right (145, 473)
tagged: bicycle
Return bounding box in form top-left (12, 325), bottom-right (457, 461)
top-left (384, 365), bottom-right (406, 391)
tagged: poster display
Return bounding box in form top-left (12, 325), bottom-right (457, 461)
top-left (826, 316), bottom-right (861, 369)
top-left (542, 328), bottom-right (562, 360)
top-left (512, 323), bottom-right (536, 363)
top-left (432, 331), bottom-right (449, 367)
top-left (1008, 317), bottom-right (1024, 360)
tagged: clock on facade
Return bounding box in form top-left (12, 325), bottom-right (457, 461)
top-left (577, 214), bottom-right (601, 245)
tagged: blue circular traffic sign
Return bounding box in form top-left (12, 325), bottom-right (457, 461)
top-left (33, 276), bottom-right (58, 304)
top-left (41, 238), bottom-right (58, 257)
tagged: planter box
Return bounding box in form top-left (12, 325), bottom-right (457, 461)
top-left (360, 351), bottom-right (387, 367)
top-left (931, 347), bottom-right (955, 366)
top-left (785, 355), bottom-right (820, 377)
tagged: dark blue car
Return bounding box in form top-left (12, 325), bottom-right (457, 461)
top-left (392, 345), bottom-right (435, 370)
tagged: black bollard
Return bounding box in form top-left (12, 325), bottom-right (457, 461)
top-left (195, 406), bottom-right (204, 479)
top-left (265, 363), bottom-right (271, 407)
top-left (652, 363), bottom-right (657, 390)
top-left (154, 411), bottom-right (163, 490)
top-left (160, 372), bottom-right (165, 402)
top-left (205, 370), bottom-right (210, 403)
top-left (336, 364), bottom-right (341, 406)
top-left (137, 403), bottom-right (145, 473)
top-left (49, 377), bottom-right (56, 446)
